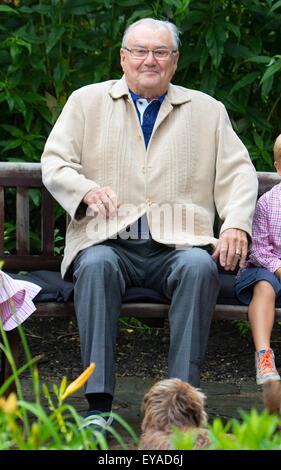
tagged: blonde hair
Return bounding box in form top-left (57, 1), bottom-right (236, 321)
top-left (274, 135), bottom-right (281, 163)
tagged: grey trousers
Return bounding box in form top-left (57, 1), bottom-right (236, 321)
top-left (73, 237), bottom-right (220, 395)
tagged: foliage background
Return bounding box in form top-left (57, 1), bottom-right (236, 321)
top-left (0, 0), bottom-right (281, 251)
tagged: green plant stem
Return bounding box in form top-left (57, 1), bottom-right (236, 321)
top-left (267, 94), bottom-right (281, 123)
top-left (0, 322), bottom-right (29, 433)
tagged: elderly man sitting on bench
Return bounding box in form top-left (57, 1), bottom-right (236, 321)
top-left (41, 18), bottom-right (258, 431)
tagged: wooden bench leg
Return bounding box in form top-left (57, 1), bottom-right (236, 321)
top-left (0, 328), bottom-right (21, 395)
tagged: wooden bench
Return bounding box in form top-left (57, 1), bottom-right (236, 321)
top-left (1, 162), bottom-right (281, 385)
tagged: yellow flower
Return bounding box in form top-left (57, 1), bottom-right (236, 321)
top-left (61, 363), bottom-right (96, 400)
top-left (0, 393), bottom-right (17, 414)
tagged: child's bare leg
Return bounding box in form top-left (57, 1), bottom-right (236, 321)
top-left (248, 280), bottom-right (280, 384)
top-left (248, 280), bottom-right (275, 351)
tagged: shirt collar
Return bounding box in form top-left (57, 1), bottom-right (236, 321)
top-left (129, 89), bottom-right (166, 103)
top-left (109, 76), bottom-right (191, 106)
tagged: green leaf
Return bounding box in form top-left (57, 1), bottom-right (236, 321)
top-left (46, 27), bottom-right (65, 54)
top-left (18, 401), bottom-right (62, 445)
top-left (270, 0), bottom-right (281, 12)
top-left (247, 107), bottom-right (273, 131)
top-left (10, 94), bottom-right (26, 114)
top-left (62, 0), bottom-right (99, 15)
top-left (200, 70), bottom-right (218, 96)
top-left (225, 43), bottom-right (254, 60)
top-left (54, 62), bottom-right (68, 85)
top-left (164, 0), bottom-right (182, 7)
top-left (18, 6), bottom-right (34, 14)
top-left (22, 141), bottom-right (34, 157)
top-left (0, 5), bottom-right (19, 14)
top-left (261, 74), bottom-right (273, 97)
top-left (116, 0), bottom-right (145, 5)
top-left (206, 23), bottom-right (227, 68)
top-left (22, 92), bottom-right (45, 105)
top-left (246, 55), bottom-right (272, 64)
top-left (29, 189), bottom-right (41, 207)
top-left (59, 376), bottom-right (68, 399)
top-left (260, 59), bottom-right (281, 84)
top-left (29, 55), bottom-right (47, 72)
top-left (127, 9), bottom-right (154, 24)
top-left (230, 72), bottom-right (260, 94)
top-left (227, 23), bottom-right (241, 40)
top-left (3, 139), bottom-right (22, 152)
top-left (199, 47), bottom-right (209, 73)
top-left (38, 106), bottom-right (53, 124)
top-left (30, 4), bottom-right (51, 15)
top-left (253, 131), bottom-right (264, 150)
top-left (16, 28), bottom-right (45, 45)
top-left (1, 124), bottom-right (23, 138)
top-left (180, 10), bottom-right (206, 32)
top-left (11, 37), bottom-right (32, 55)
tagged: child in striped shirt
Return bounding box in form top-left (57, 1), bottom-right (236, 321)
top-left (0, 270), bottom-right (41, 331)
top-left (235, 135), bottom-right (281, 385)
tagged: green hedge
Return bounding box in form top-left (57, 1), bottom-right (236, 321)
top-left (0, 0), bottom-right (280, 170)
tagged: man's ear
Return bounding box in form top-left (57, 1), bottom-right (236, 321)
top-left (173, 52), bottom-right (179, 72)
top-left (120, 49), bottom-right (127, 73)
top-left (120, 48), bottom-right (125, 66)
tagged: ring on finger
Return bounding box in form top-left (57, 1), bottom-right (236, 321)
top-left (235, 249), bottom-right (242, 256)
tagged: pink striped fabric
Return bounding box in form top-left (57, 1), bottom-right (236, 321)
top-left (244, 182), bottom-right (281, 273)
top-left (0, 271), bottom-right (41, 331)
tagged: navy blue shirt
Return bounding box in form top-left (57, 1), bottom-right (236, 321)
top-left (130, 90), bottom-right (166, 148)
top-left (128, 90), bottom-right (166, 237)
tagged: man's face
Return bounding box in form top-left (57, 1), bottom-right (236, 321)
top-left (120, 24), bottom-right (179, 99)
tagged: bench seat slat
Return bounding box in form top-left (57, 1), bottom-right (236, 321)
top-left (32, 302), bottom-right (281, 322)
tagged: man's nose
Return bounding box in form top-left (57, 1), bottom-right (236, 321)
top-left (143, 51), bottom-right (157, 64)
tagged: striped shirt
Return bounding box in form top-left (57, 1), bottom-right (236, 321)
top-left (245, 182), bottom-right (281, 273)
top-left (0, 270), bottom-right (41, 331)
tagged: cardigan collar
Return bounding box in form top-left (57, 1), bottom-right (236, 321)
top-left (109, 75), bottom-right (191, 106)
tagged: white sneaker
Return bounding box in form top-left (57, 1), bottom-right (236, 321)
top-left (255, 348), bottom-right (281, 385)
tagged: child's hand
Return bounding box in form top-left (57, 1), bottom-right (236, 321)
top-left (274, 267), bottom-right (281, 282)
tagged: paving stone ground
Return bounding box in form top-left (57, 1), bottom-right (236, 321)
top-left (21, 375), bottom-right (264, 450)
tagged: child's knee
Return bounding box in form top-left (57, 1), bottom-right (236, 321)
top-left (253, 280), bottom-right (276, 299)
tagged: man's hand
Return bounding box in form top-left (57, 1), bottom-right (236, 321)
top-left (212, 228), bottom-right (248, 271)
top-left (83, 186), bottom-right (120, 219)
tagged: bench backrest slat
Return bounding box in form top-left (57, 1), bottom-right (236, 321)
top-left (0, 162), bottom-right (62, 271)
top-left (0, 162), bottom-right (42, 187)
top-left (16, 187), bottom-right (30, 254)
top-left (256, 171), bottom-right (280, 196)
top-left (41, 188), bottom-right (55, 255)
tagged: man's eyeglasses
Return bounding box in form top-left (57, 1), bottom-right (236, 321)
top-left (123, 47), bottom-right (177, 61)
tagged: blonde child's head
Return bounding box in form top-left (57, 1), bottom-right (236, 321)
top-left (273, 134), bottom-right (281, 174)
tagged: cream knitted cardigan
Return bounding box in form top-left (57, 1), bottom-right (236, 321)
top-left (41, 76), bottom-right (258, 277)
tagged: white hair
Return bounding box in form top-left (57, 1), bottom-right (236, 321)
top-left (121, 18), bottom-right (180, 50)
